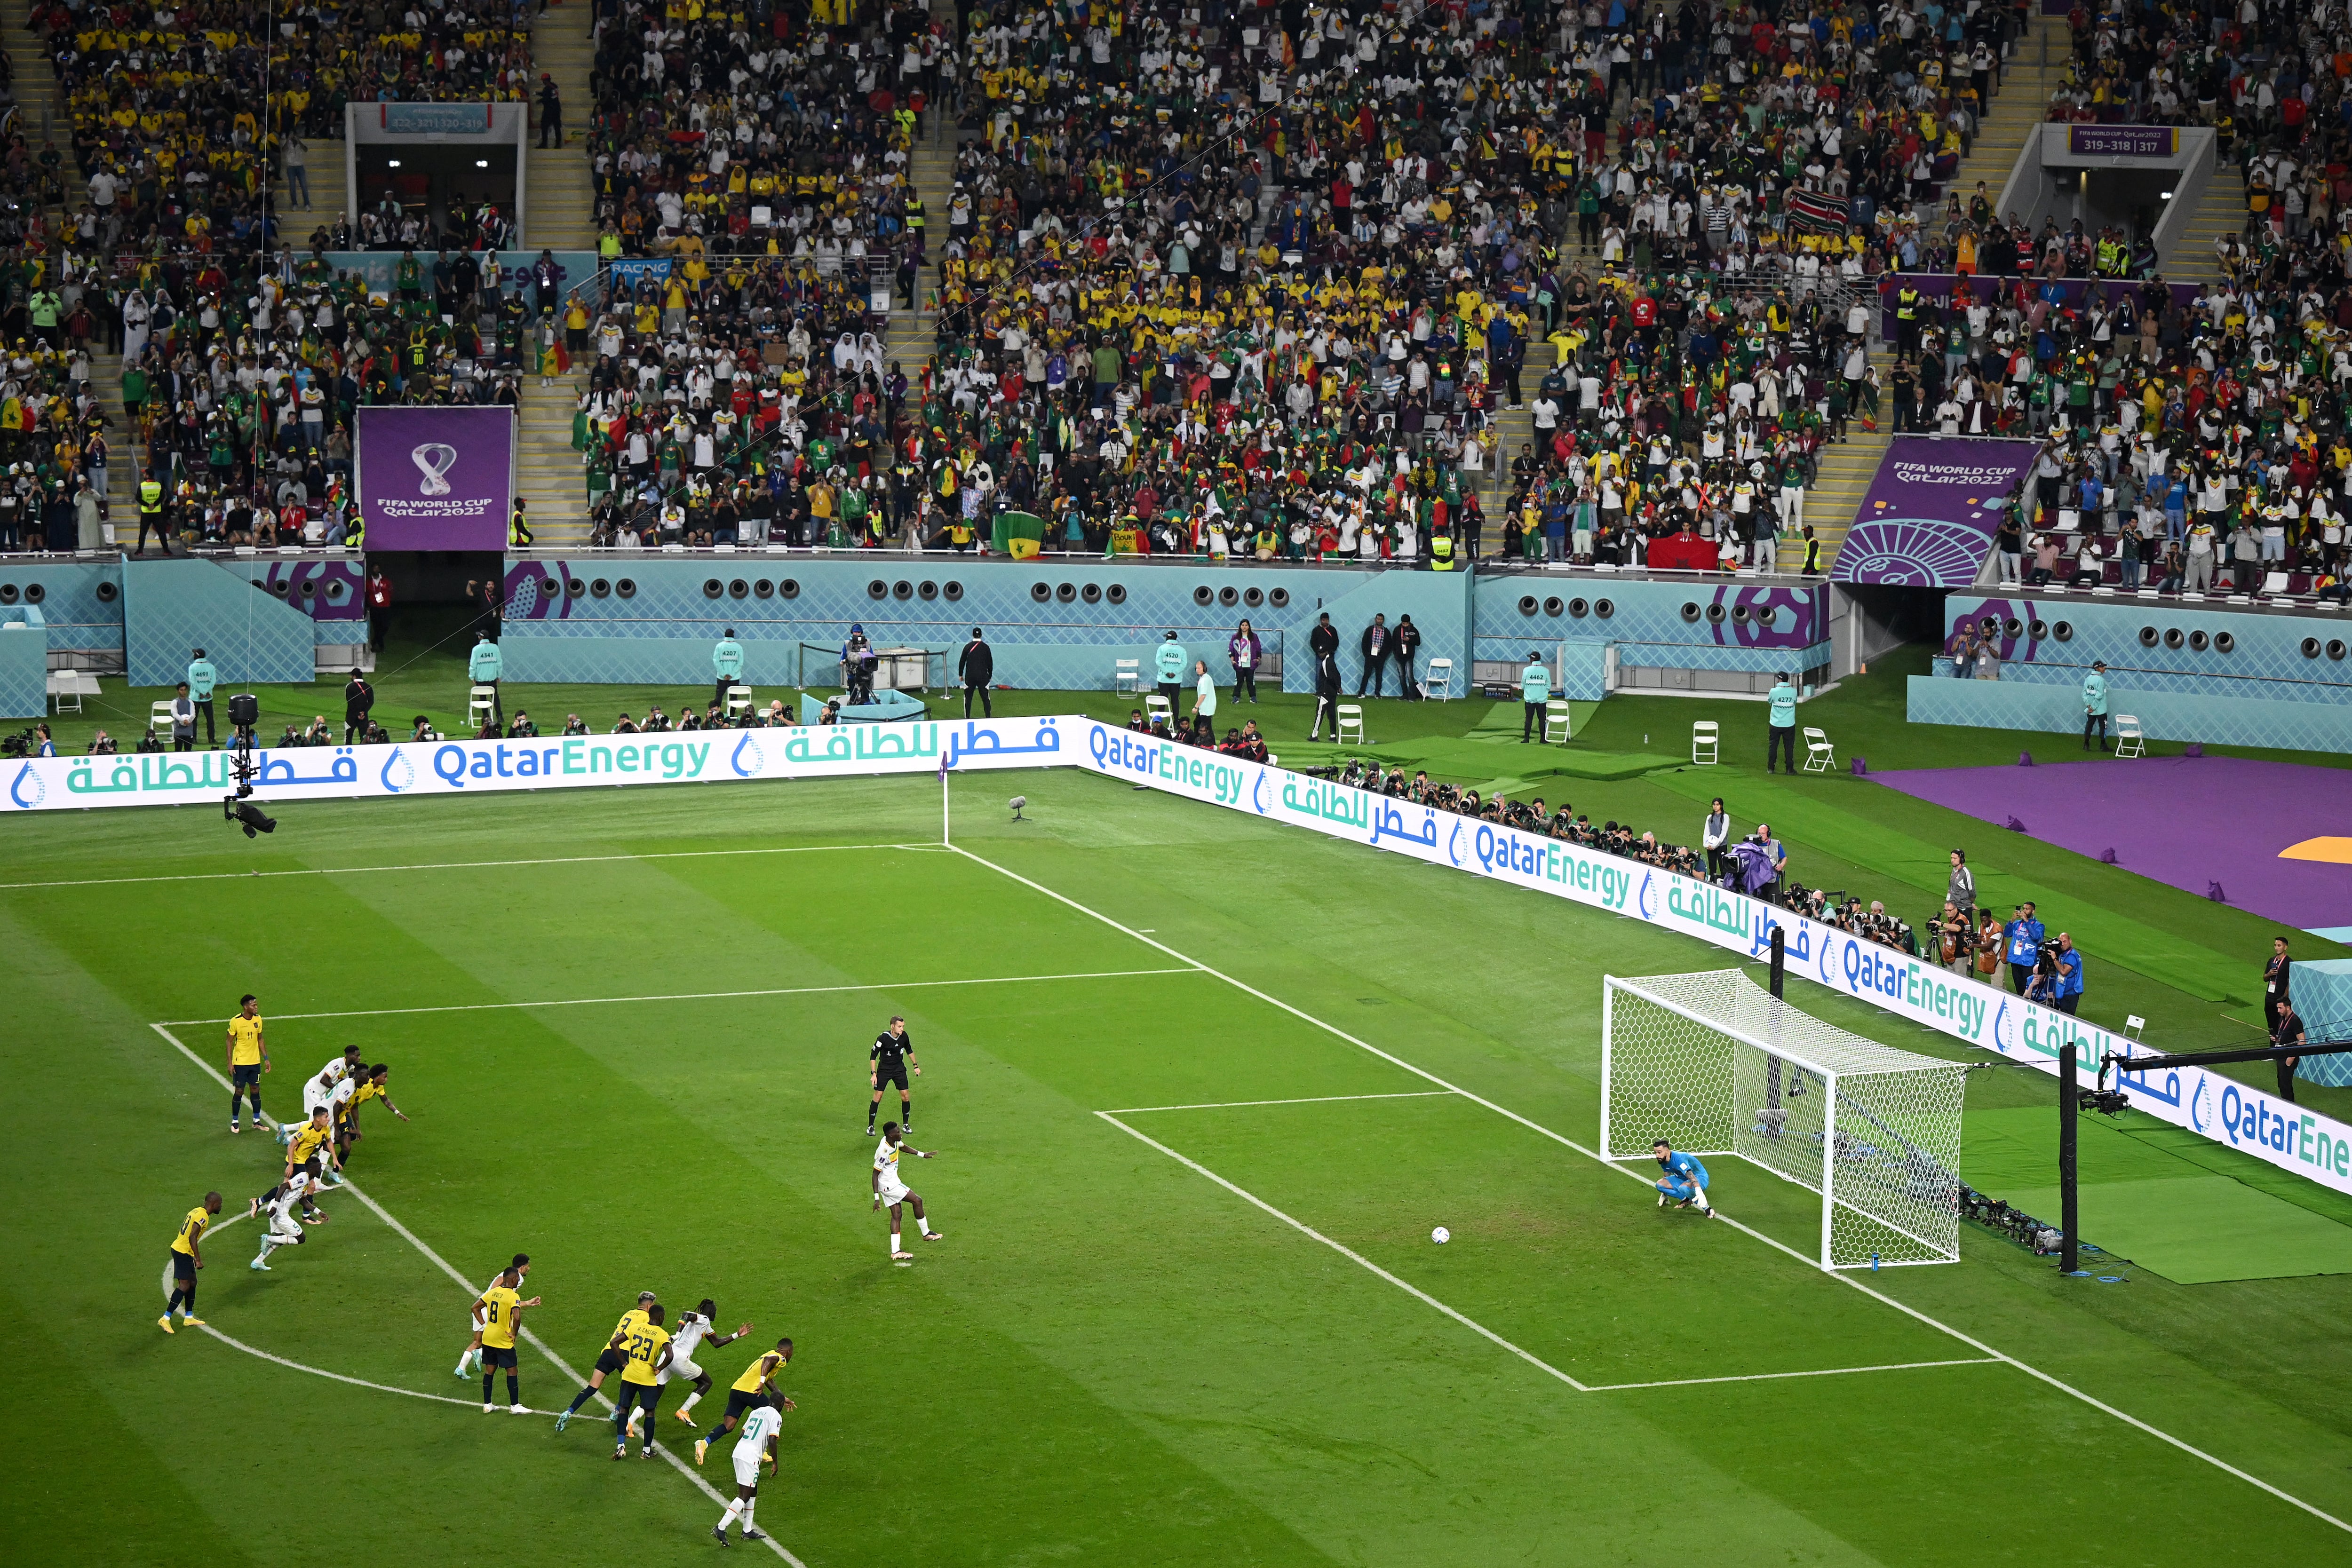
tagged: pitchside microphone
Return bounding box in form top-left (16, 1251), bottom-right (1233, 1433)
top-left (1009, 796), bottom-right (1027, 822)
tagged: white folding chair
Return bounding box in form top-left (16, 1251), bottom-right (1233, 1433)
top-left (2125, 1015), bottom-right (2146, 1042)
top-left (1144, 693), bottom-right (1174, 728)
top-left (1335, 703), bottom-right (1366, 744)
top-left (1543, 699), bottom-right (1572, 743)
top-left (1114, 657), bottom-right (1141, 693)
top-left (150, 698), bottom-right (178, 734)
top-left (1802, 726), bottom-right (1835, 772)
top-left (1691, 719), bottom-right (1718, 764)
top-left (726, 684), bottom-right (755, 719)
top-left (2113, 713), bottom-right (2145, 758)
top-left (467, 685), bottom-right (498, 730)
top-left (47, 671), bottom-right (89, 714)
top-left (1423, 656), bottom-right (1454, 701)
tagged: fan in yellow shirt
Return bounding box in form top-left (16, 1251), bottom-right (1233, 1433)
top-left (160, 1191), bottom-right (221, 1332)
top-left (469, 1255), bottom-right (541, 1414)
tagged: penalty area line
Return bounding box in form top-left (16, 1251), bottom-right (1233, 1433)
top-left (0, 840), bottom-right (924, 893)
top-left (1106, 1090), bottom-right (1458, 1114)
top-left (148, 1023), bottom-right (811, 1568)
top-left (158, 967), bottom-right (1201, 1025)
top-left (1583, 1359), bottom-right (2003, 1393)
top-left (951, 844), bottom-right (2352, 1538)
top-left (1096, 1110), bottom-right (1592, 1394)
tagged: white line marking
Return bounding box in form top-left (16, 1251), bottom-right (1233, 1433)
top-left (1584, 1359), bottom-right (2003, 1393)
top-left (1, 841), bottom-right (920, 893)
top-left (195, 1323), bottom-right (553, 1412)
top-left (1107, 1090), bottom-right (1458, 1114)
top-left (951, 845), bottom-right (2352, 1536)
top-left (150, 1024), bottom-right (810, 1566)
top-left (160, 968), bottom-right (1199, 1026)
top-left (1097, 1111), bottom-right (1592, 1393)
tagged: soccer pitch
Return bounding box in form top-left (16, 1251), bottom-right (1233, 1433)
top-left (7, 769), bottom-right (2350, 1565)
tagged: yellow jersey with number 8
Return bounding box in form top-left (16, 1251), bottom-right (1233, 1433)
top-left (480, 1285), bottom-right (520, 1348)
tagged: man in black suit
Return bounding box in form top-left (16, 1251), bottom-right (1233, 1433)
top-left (1394, 614), bottom-right (1423, 697)
top-left (1358, 613), bottom-right (1393, 697)
top-left (2264, 937), bottom-right (2293, 1036)
top-left (1308, 651), bottom-right (1342, 740)
top-left (957, 627), bottom-right (993, 717)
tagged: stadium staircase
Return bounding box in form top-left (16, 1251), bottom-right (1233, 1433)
top-left (1794, 12), bottom-right (2067, 574)
top-left (2, 2), bottom-right (65, 188)
top-left (2168, 150), bottom-right (2243, 282)
top-left (513, 3), bottom-right (600, 548)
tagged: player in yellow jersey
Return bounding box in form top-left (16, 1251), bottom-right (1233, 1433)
top-left (254, 1106), bottom-right (338, 1227)
top-left (610, 1304), bottom-right (674, 1460)
top-left (694, 1337), bottom-right (795, 1465)
top-left (553, 1290), bottom-right (658, 1429)
top-left (470, 1254), bottom-right (541, 1415)
top-left (161, 1192), bottom-right (220, 1332)
top-left (224, 993), bottom-right (269, 1133)
top-left (334, 1063), bottom-right (410, 1170)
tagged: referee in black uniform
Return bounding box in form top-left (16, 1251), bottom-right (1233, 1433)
top-left (867, 1016), bottom-right (921, 1136)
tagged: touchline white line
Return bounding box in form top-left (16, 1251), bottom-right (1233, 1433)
top-left (0, 840), bottom-right (923, 893)
top-left (949, 844), bottom-right (2352, 1537)
top-left (150, 1024), bottom-right (812, 1568)
top-left (1106, 1090), bottom-right (1457, 1114)
top-left (160, 967), bottom-right (1200, 1025)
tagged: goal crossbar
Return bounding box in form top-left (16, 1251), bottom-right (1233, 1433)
top-left (1601, 970), bottom-right (1968, 1270)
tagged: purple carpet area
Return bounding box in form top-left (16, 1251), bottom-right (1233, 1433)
top-left (1871, 757), bottom-right (2352, 931)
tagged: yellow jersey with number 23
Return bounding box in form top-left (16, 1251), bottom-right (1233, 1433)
top-left (620, 1323), bottom-right (671, 1386)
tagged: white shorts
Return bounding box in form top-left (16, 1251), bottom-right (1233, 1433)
top-left (878, 1180), bottom-right (911, 1207)
top-left (731, 1449), bottom-right (764, 1489)
top-left (658, 1355), bottom-right (702, 1386)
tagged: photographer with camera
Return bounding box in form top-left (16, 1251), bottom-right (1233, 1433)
top-left (2024, 933), bottom-right (2085, 1014)
top-left (2002, 902), bottom-right (2046, 995)
top-left (1929, 901), bottom-right (1974, 977)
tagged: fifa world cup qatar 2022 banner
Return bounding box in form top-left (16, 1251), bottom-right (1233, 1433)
top-left (1829, 436), bottom-right (2041, 589)
top-left (9, 711), bottom-right (2347, 1204)
top-left (356, 405), bottom-right (516, 551)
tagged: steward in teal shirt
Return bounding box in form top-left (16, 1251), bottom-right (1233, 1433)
top-left (2082, 662), bottom-right (2110, 751)
top-left (185, 649), bottom-right (218, 745)
top-left (468, 634), bottom-right (503, 726)
top-left (1520, 653), bottom-right (1552, 742)
top-left (1767, 676), bottom-right (1798, 772)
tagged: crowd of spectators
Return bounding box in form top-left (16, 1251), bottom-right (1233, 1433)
top-left (556, 0), bottom-right (2045, 568)
top-left (5, 0), bottom-right (537, 554)
top-left (1915, 0), bottom-right (2352, 601)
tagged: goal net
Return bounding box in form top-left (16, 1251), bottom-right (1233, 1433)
top-left (1601, 970), bottom-right (1968, 1269)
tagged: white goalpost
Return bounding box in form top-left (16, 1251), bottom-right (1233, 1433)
top-left (1601, 971), bottom-right (1969, 1270)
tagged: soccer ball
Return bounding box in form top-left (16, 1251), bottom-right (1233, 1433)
top-left (1430, 1227), bottom-right (1450, 1244)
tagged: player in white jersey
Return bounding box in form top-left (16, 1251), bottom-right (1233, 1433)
top-left (282, 1048), bottom-right (365, 1144)
top-left (712, 1394), bottom-right (784, 1546)
top-left (872, 1122), bottom-right (943, 1262)
top-left (627, 1298), bottom-right (751, 1436)
top-left (249, 1174), bottom-right (320, 1270)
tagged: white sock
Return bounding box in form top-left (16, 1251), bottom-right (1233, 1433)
top-left (741, 1500), bottom-right (755, 1530)
top-left (680, 1390), bottom-right (702, 1414)
top-left (890, 1230), bottom-right (902, 1253)
top-left (721, 1500), bottom-right (743, 1528)
top-left (921, 1216), bottom-right (938, 1236)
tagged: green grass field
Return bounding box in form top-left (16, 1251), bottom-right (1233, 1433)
top-left (7, 761), bottom-right (2352, 1565)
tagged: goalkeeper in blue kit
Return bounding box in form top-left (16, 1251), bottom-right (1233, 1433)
top-left (1653, 1140), bottom-right (1713, 1214)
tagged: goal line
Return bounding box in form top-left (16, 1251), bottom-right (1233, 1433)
top-left (1602, 970), bottom-right (1969, 1272)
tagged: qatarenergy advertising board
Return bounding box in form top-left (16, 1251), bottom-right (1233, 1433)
top-left (11, 714), bottom-right (2341, 1201)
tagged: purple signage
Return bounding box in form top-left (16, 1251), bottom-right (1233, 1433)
top-left (1830, 437), bottom-right (2040, 588)
top-left (356, 406), bottom-right (515, 552)
top-left (2067, 124), bottom-right (2178, 158)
